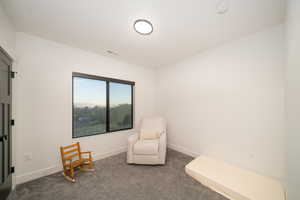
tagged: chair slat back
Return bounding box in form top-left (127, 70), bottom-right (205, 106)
top-left (64, 152), bottom-right (80, 161)
top-left (60, 142), bottom-right (81, 164)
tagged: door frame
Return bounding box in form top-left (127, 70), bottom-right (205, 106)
top-left (0, 46), bottom-right (13, 200)
top-left (0, 47), bottom-right (13, 66)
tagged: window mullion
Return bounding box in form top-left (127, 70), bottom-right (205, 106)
top-left (131, 85), bottom-right (134, 129)
top-left (106, 81), bottom-right (110, 133)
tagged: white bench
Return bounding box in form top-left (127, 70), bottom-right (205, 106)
top-left (185, 156), bottom-right (286, 200)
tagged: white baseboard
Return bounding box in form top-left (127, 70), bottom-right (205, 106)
top-left (168, 143), bottom-right (199, 158)
top-left (93, 147), bottom-right (127, 161)
top-left (16, 147), bottom-right (127, 185)
top-left (16, 165), bottom-right (61, 185)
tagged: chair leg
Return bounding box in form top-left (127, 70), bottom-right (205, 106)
top-left (62, 170), bottom-right (75, 183)
top-left (82, 154), bottom-right (94, 171)
top-left (88, 153), bottom-right (94, 170)
top-left (70, 168), bottom-right (75, 182)
top-left (89, 160), bottom-right (94, 170)
top-left (81, 163), bottom-right (94, 171)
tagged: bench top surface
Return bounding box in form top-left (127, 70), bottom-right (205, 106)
top-left (185, 156), bottom-right (285, 200)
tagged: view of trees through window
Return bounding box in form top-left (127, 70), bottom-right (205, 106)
top-left (73, 77), bottom-right (107, 137)
top-left (73, 74), bottom-right (133, 138)
top-left (109, 82), bottom-right (132, 131)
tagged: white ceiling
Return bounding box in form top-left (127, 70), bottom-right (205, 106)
top-left (1, 0), bottom-right (286, 68)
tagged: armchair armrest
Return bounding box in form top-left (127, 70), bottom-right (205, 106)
top-left (80, 151), bottom-right (93, 160)
top-left (127, 132), bottom-right (139, 163)
top-left (80, 151), bottom-right (91, 154)
top-left (128, 133), bottom-right (139, 143)
top-left (158, 131), bottom-right (167, 164)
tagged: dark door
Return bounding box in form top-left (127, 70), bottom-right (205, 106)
top-left (0, 47), bottom-right (13, 200)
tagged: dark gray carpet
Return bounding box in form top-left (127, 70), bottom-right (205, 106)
top-left (9, 149), bottom-right (228, 200)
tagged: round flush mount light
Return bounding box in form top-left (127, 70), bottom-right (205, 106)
top-left (134, 19), bottom-right (153, 35)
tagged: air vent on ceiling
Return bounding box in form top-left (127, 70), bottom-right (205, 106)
top-left (106, 50), bottom-right (118, 56)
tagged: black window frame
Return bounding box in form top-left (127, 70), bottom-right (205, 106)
top-left (72, 72), bottom-right (135, 138)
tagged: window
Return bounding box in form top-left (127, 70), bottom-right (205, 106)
top-left (109, 82), bottom-right (133, 131)
top-left (72, 72), bottom-right (134, 138)
top-left (73, 77), bottom-right (107, 137)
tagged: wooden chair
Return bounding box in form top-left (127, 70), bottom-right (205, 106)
top-left (60, 142), bottom-right (94, 182)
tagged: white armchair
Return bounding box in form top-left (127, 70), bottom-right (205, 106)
top-left (127, 117), bottom-right (167, 165)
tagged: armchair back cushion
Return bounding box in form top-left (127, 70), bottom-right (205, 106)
top-left (140, 129), bottom-right (159, 140)
top-left (140, 117), bottom-right (166, 135)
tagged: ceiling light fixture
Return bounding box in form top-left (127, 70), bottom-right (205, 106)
top-left (134, 19), bottom-right (153, 35)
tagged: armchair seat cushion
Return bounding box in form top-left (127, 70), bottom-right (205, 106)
top-left (134, 139), bottom-right (159, 155)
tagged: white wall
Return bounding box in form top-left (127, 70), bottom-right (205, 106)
top-left (0, 3), bottom-right (15, 56)
top-left (14, 32), bottom-right (157, 184)
top-left (286, 0), bottom-right (300, 199)
top-left (157, 25), bottom-right (286, 180)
